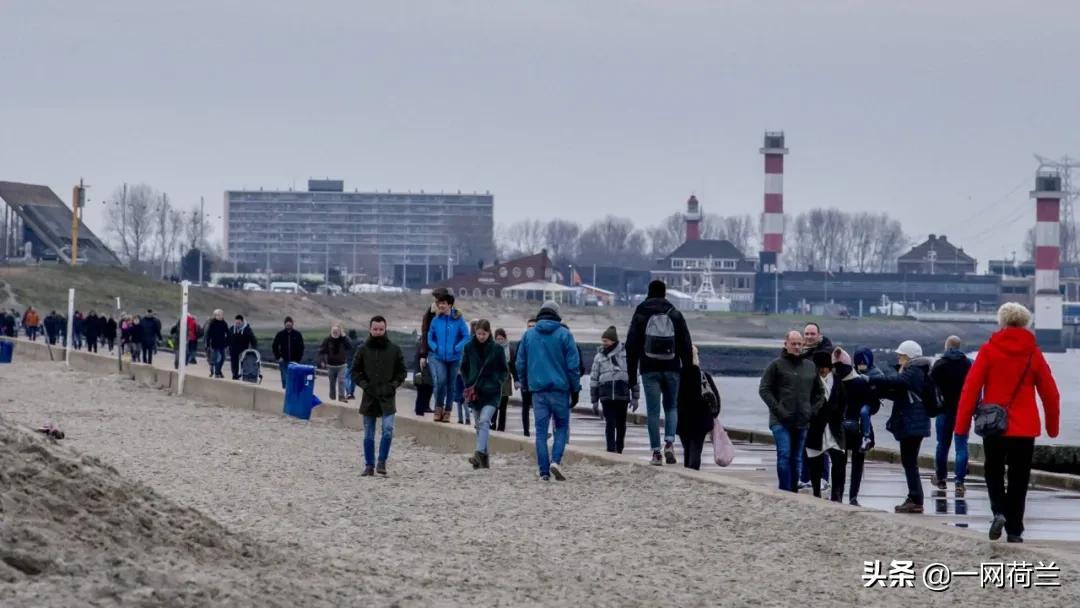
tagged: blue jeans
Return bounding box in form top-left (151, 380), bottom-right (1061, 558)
top-left (935, 411), bottom-right (969, 484)
top-left (771, 424), bottom-right (808, 492)
top-left (472, 404), bottom-right (497, 454)
top-left (533, 390), bottom-right (571, 477)
top-left (642, 371), bottom-right (680, 451)
top-left (363, 414), bottom-right (395, 466)
top-left (429, 359), bottom-right (460, 410)
top-left (344, 360), bottom-right (356, 397)
top-left (860, 405), bottom-right (874, 438)
top-left (211, 348), bottom-right (226, 377)
top-left (279, 365), bottom-right (289, 388)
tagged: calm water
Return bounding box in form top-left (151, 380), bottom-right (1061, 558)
top-left (715, 350), bottom-right (1080, 449)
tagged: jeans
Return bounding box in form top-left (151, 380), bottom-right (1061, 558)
top-left (429, 359), bottom-right (460, 411)
top-left (983, 435), bottom-right (1035, 537)
top-left (141, 343), bottom-right (155, 365)
top-left (899, 437), bottom-right (924, 504)
top-left (173, 342), bottom-right (197, 368)
top-left (602, 400), bottom-right (629, 453)
top-left (533, 390), bottom-right (571, 477)
top-left (642, 371), bottom-right (680, 451)
top-left (454, 376), bottom-right (468, 422)
top-left (472, 404), bottom-right (497, 454)
top-left (327, 364), bottom-right (346, 401)
top-left (211, 348), bottom-right (226, 377)
top-left (344, 360), bottom-right (356, 397)
top-left (363, 414), bottom-right (395, 466)
top-left (279, 365), bottom-right (289, 389)
top-left (28, 326), bottom-right (38, 341)
top-left (860, 405), bottom-right (874, 439)
top-left (770, 424), bottom-right (807, 492)
top-left (935, 411), bottom-right (969, 484)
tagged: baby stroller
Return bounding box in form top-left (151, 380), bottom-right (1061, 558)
top-left (239, 348), bottom-right (262, 384)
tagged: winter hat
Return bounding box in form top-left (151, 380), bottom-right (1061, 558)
top-left (832, 347), bottom-right (852, 367)
top-left (853, 347), bottom-right (874, 368)
top-left (812, 350), bottom-right (833, 370)
top-left (602, 326), bottom-right (619, 342)
top-left (540, 300), bottom-right (560, 315)
top-left (895, 340), bottom-right (923, 359)
top-left (647, 280), bottom-right (666, 299)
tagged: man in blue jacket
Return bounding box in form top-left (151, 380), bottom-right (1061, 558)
top-left (427, 293), bottom-right (469, 423)
top-left (515, 301), bottom-right (581, 481)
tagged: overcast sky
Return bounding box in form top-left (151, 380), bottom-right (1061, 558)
top-left (2, 1), bottom-right (1078, 268)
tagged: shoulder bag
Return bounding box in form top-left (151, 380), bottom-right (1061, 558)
top-left (973, 354), bottom-right (1031, 438)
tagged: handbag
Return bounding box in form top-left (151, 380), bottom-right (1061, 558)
top-left (711, 422), bottom-right (735, 467)
top-left (462, 351), bottom-right (491, 405)
top-left (973, 354), bottom-right (1031, 438)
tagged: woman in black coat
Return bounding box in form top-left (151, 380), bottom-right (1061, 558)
top-left (677, 346), bottom-right (718, 471)
top-left (832, 348), bottom-right (880, 507)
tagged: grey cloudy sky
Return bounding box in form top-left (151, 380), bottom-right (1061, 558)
top-left (2, 0), bottom-right (1078, 268)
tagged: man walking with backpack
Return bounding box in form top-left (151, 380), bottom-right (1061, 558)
top-left (626, 280), bottom-right (694, 466)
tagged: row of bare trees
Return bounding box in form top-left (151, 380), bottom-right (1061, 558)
top-left (497, 208), bottom-right (908, 271)
top-left (104, 183), bottom-right (215, 276)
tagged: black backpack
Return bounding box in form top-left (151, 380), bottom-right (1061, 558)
top-left (913, 371), bottom-right (942, 418)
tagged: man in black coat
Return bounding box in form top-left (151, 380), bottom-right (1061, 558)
top-left (625, 280), bottom-right (693, 466)
top-left (272, 316), bottom-right (305, 388)
top-left (139, 310), bottom-right (162, 364)
top-left (930, 335), bottom-right (973, 495)
top-left (801, 322), bottom-right (834, 359)
top-left (205, 309), bottom-right (230, 379)
top-left (228, 314), bottom-right (258, 380)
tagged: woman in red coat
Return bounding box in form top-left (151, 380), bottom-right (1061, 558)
top-left (955, 302), bottom-right (1060, 544)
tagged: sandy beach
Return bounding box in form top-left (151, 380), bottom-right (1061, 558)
top-left (1, 360), bottom-right (1077, 606)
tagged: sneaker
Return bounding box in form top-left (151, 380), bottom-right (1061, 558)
top-left (539, 474), bottom-right (550, 481)
top-left (822, 480), bottom-right (831, 491)
top-left (989, 513), bottom-right (1006, 540)
top-left (550, 462), bottom-right (566, 481)
top-left (1006, 535), bottom-right (1024, 544)
top-left (860, 436), bottom-right (874, 453)
top-left (361, 466), bottom-right (374, 477)
top-left (798, 481), bottom-right (812, 490)
top-left (894, 499), bottom-right (924, 514)
top-left (376, 461), bottom-right (387, 476)
top-left (651, 451), bottom-right (663, 466)
top-left (664, 443), bottom-right (676, 464)
top-left (955, 483), bottom-right (966, 498)
top-left (849, 498), bottom-right (861, 507)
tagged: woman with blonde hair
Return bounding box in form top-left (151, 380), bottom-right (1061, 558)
top-left (956, 302), bottom-right (1060, 543)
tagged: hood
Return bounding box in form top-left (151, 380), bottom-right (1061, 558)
top-left (987, 326), bottom-right (1037, 357)
top-left (940, 348), bottom-right (969, 362)
top-left (909, 356), bottom-right (934, 370)
top-left (637, 297), bottom-right (673, 316)
top-left (853, 346), bottom-right (874, 368)
top-left (233, 322), bottom-right (250, 332)
top-left (536, 308), bottom-right (562, 324)
top-left (535, 318), bottom-right (563, 335)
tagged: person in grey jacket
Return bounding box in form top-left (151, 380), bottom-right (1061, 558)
top-left (589, 326), bottom-right (640, 454)
top-left (759, 330), bottom-right (825, 492)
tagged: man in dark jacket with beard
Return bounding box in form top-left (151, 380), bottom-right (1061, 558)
top-left (626, 280), bottom-right (693, 466)
top-left (228, 314), bottom-right (258, 380)
top-left (759, 330), bottom-right (825, 492)
top-left (272, 316), bottom-right (305, 388)
top-left (930, 335), bottom-right (973, 496)
top-left (352, 316), bottom-right (406, 477)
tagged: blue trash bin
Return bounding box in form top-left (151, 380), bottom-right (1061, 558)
top-left (0, 340), bottom-right (14, 364)
top-left (283, 363), bottom-right (320, 420)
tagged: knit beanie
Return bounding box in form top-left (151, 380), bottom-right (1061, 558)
top-left (602, 326), bottom-right (618, 342)
top-left (540, 300), bottom-right (560, 315)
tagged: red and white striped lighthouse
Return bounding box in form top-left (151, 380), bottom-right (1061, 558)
top-left (760, 131), bottom-right (788, 255)
top-left (1031, 170), bottom-right (1064, 350)
top-left (685, 195), bottom-right (702, 241)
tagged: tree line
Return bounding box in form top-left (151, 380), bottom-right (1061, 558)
top-left (497, 208), bottom-right (910, 272)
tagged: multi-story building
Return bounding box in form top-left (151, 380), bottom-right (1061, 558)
top-left (897, 234), bottom-right (976, 275)
top-left (225, 179), bottom-right (494, 286)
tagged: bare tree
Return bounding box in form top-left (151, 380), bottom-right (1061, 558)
top-left (647, 212), bottom-right (685, 259)
top-left (105, 183), bottom-right (156, 264)
top-left (152, 196), bottom-right (184, 279)
top-left (496, 219), bottom-right (547, 259)
top-left (578, 216), bottom-right (649, 268)
top-left (785, 208), bottom-right (906, 272)
top-left (848, 212), bottom-right (878, 273)
top-left (544, 219), bottom-right (581, 264)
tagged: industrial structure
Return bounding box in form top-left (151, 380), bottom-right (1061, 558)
top-left (0, 181), bottom-right (119, 265)
top-left (224, 180), bottom-right (494, 287)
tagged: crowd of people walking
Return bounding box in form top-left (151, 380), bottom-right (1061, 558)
top-left (4, 283), bottom-right (1063, 543)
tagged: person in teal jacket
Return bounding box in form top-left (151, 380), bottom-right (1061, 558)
top-left (515, 301), bottom-right (581, 481)
top-left (427, 293), bottom-right (469, 423)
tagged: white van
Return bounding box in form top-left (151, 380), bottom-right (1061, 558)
top-left (270, 281), bottom-right (307, 294)
top-left (242, 282), bottom-right (265, 292)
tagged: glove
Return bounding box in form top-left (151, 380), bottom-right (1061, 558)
top-left (630, 399), bottom-right (640, 413)
top-left (570, 391), bottom-right (580, 407)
